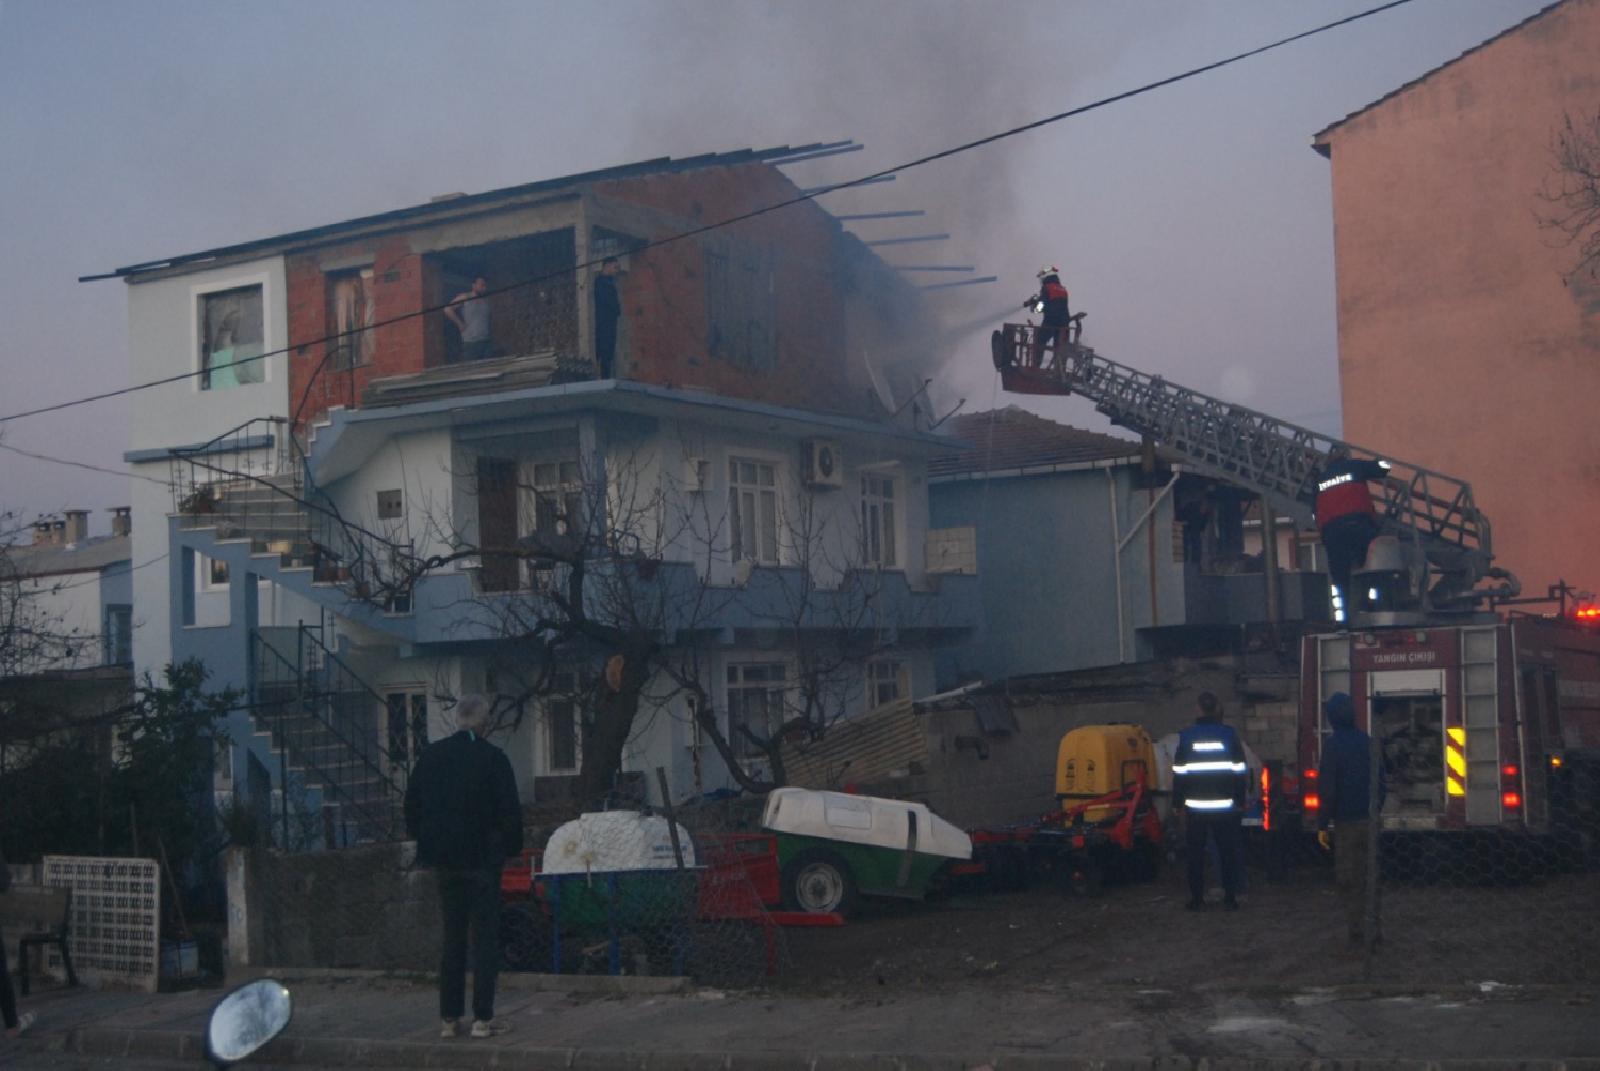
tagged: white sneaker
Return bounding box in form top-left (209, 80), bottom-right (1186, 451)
top-left (470, 1019), bottom-right (509, 1039)
top-left (440, 1018), bottom-right (461, 1039)
top-left (6, 1012), bottom-right (36, 1039)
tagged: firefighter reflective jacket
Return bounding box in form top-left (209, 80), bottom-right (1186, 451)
top-left (1039, 280), bottom-right (1071, 326)
top-left (1172, 718), bottom-right (1249, 814)
top-left (1315, 458), bottom-right (1389, 528)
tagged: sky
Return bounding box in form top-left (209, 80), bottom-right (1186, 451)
top-left (0, 0), bottom-right (1555, 537)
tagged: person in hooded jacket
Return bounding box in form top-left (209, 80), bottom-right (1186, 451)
top-left (1317, 691), bottom-right (1386, 950)
top-left (404, 694), bottom-right (523, 1040)
top-left (1171, 692), bottom-right (1251, 911)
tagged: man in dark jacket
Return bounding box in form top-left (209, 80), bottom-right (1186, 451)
top-left (1171, 692), bottom-right (1251, 911)
top-left (0, 849), bottom-right (34, 1038)
top-left (1317, 691), bottom-right (1385, 949)
top-left (404, 694), bottom-right (523, 1039)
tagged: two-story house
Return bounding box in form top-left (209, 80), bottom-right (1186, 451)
top-left (1, 509), bottom-right (134, 745)
top-left (100, 144), bottom-right (978, 844)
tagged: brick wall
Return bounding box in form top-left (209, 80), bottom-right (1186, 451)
top-left (284, 161), bottom-right (885, 430)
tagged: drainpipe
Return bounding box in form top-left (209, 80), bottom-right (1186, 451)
top-left (1108, 469), bottom-right (1181, 663)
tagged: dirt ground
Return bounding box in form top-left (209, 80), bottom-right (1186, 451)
top-left (770, 859), bottom-right (1600, 995)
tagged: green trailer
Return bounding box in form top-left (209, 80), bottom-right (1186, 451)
top-left (762, 788), bottom-right (972, 916)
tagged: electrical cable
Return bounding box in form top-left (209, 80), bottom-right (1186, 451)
top-left (0, 0), bottom-right (1416, 428)
top-left (0, 440), bottom-right (174, 487)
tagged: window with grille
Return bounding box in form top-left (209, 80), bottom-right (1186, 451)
top-left (103, 605), bottom-right (132, 665)
top-left (729, 457), bottom-right (779, 564)
top-left (528, 458), bottom-right (584, 540)
top-left (726, 662), bottom-right (787, 759)
top-left (860, 473), bottom-right (898, 568)
top-left (376, 489), bottom-right (403, 520)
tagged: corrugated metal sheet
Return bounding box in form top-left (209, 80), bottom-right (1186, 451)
top-left (780, 699), bottom-right (928, 790)
top-left (929, 407), bottom-right (1138, 479)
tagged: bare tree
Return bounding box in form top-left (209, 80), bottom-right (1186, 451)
top-left (1540, 109), bottom-right (1600, 282)
top-left (312, 441), bottom-right (928, 803)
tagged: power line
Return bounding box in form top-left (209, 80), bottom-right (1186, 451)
top-left (0, 0), bottom-right (1415, 428)
top-left (0, 440), bottom-right (173, 488)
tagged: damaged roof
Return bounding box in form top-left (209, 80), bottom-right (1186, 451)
top-left (1311, 1), bottom-right (1565, 151)
top-left (928, 407), bottom-right (1140, 480)
top-left (85, 141), bottom-right (852, 282)
top-left (6, 534), bottom-right (130, 579)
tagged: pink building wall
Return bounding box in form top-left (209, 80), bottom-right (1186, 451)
top-left (1315, 0), bottom-right (1600, 598)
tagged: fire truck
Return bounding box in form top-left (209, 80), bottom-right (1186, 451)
top-left (991, 322), bottom-right (1600, 863)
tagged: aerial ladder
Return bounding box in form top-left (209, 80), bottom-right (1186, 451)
top-left (990, 322), bottom-right (1520, 619)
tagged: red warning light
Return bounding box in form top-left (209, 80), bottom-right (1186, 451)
top-left (1502, 791), bottom-right (1522, 809)
top-left (1574, 604), bottom-right (1600, 623)
top-left (1502, 764), bottom-right (1519, 779)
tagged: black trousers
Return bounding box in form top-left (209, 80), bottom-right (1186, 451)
top-left (1185, 812), bottom-right (1243, 904)
top-left (595, 318), bottom-right (618, 378)
top-left (1, 936), bottom-right (17, 1030)
top-left (1321, 514), bottom-right (1380, 608)
top-left (437, 868), bottom-right (502, 1023)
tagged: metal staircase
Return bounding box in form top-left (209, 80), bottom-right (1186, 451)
top-left (251, 625), bottom-right (407, 847)
top-left (169, 418), bottom-right (408, 846)
top-left (993, 324), bottom-right (1518, 610)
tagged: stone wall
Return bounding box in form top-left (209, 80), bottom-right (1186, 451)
top-left (228, 843), bottom-right (439, 971)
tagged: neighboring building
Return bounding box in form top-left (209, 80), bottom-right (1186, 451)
top-left (930, 408), bottom-right (1330, 684)
top-left (1313, 0), bottom-right (1600, 598)
top-left (0, 509), bottom-right (134, 744)
top-left (97, 144), bottom-right (979, 842)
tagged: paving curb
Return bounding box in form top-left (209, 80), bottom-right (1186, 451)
top-left (50, 1028), bottom-right (1600, 1071)
top-left (226, 966), bottom-right (691, 995)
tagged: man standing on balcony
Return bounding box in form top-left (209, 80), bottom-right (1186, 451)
top-left (593, 257), bottom-right (624, 378)
top-left (445, 276), bottom-right (493, 361)
top-left (405, 694), bottom-right (523, 1039)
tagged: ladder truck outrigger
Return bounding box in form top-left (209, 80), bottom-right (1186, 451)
top-left (991, 320), bottom-right (1600, 868)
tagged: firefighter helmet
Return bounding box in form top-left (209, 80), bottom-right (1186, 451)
top-left (1037, 265), bottom-right (1060, 280)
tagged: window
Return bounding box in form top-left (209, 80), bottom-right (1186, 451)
top-left (376, 489), bottom-right (403, 520)
top-left (528, 458), bottom-right (585, 541)
top-left (867, 659), bottom-right (907, 708)
top-left (327, 268), bottom-right (375, 371)
top-left (196, 550), bottom-right (230, 591)
top-left (542, 672), bottom-right (584, 775)
top-left (729, 457), bottom-right (779, 564)
top-left (103, 604), bottom-right (132, 665)
top-left (705, 235), bottom-right (777, 370)
top-left (726, 662), bottom-right (787, 759)
top-left (859, 473), bottom-right (898, 568)
top-left (385, 691), bottom-right (429, 770)
top-left (199, 284), bottom-right (265, 390)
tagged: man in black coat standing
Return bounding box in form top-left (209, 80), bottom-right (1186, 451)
top-left (404, 694), bottom-right (523, 1039)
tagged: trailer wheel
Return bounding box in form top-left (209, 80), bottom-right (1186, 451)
top-left (781, 849), bottom-right (858, 917)
top-left (1067, 858), bottom-right (1106, 898)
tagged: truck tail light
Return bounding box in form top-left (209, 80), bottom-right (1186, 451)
top-left (1503, 791), bottom-right (1522, 809)
top-left (1502, 764), bottom-right (1518, 778)
top-left (1550, 755), bottom-right (1564, 770)
top-left (1303, 793), bottom-right (1321, 812)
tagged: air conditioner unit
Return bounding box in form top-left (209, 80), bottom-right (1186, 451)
top-left (682, 456), bottom-right (709, 493)
top-left (802, 440), bottom-right (844, 489)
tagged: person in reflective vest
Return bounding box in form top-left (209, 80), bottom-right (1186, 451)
top-left (1314, 449), bottom-right (1391, 624)
top-left (1171, 691), bottom-right (1250, 911)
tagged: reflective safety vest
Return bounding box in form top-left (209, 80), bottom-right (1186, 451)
top-left (1172, 719), bottom-right (1249, 814)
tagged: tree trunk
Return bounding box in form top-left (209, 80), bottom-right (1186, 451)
top-left (575, 646), bottom-right (651, 805)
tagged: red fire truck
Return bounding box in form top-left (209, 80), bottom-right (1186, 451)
top-left (990, 323), bottom-right (1600, 866)
top-left (1298, 614), bottom-right (1600, 863)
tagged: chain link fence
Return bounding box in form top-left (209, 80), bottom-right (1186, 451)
top-left (235, 795), bottom-right (785, 990)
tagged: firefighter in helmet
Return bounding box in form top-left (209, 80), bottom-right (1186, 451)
top-left (1315, 447), bottom-right (1392, 625)
top-left (1024, 266), bottom-right (1072, 368)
